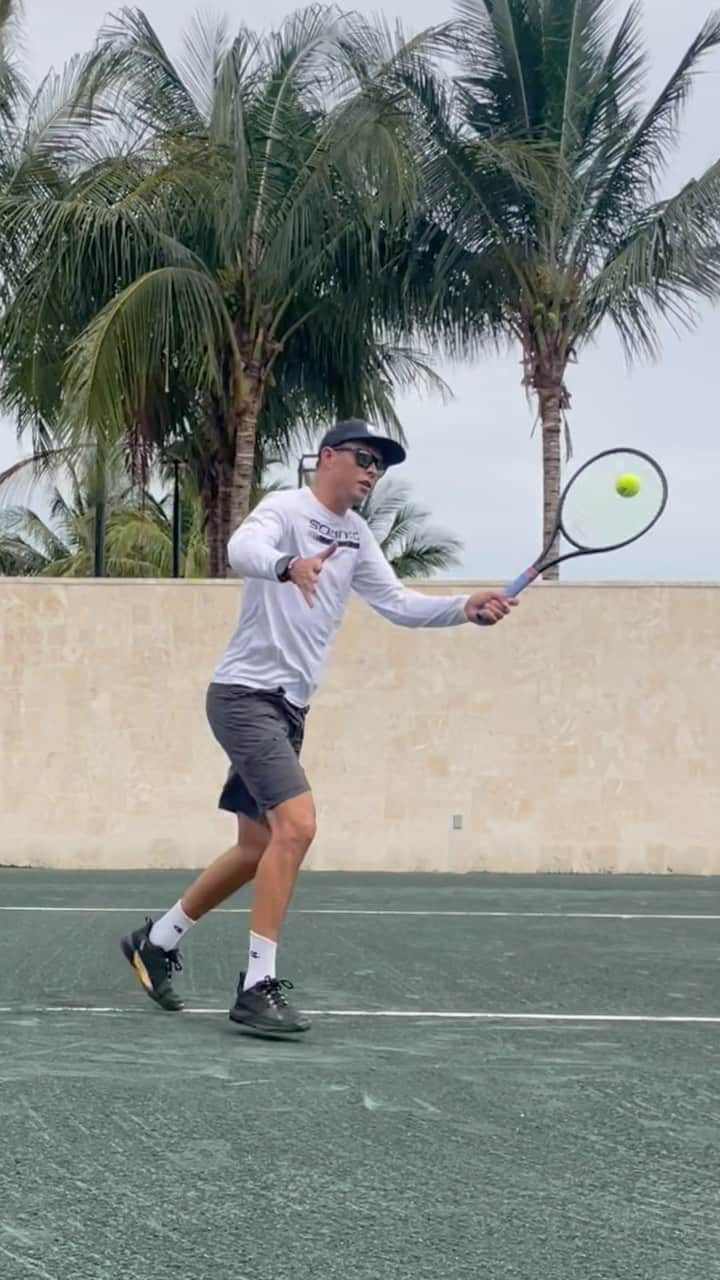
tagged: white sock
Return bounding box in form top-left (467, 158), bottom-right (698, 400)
top-left (244, 932), bottom-right (277, 989)
top-left (149, 901), bottom-right (196, 951)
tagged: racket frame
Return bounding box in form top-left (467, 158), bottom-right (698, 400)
top-left (503, 447), bottom-right (669, 599)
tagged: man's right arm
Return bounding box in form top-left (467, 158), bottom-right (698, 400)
top-left (226, 499), bottom-right (292, 581)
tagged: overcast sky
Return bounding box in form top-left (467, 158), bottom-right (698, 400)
top-left (2, 0), bottom-right (719, 581)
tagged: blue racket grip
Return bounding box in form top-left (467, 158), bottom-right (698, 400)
top-left (503, 567), bottom-right (538, 598)
top-left (475, 566), bottom-right (538, 625)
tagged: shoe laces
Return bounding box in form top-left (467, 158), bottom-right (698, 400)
top-left (258, 977), bottom-right (293, 1008)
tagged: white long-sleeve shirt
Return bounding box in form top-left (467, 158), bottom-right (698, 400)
top-left (212, 488), bottom-right (470, 706)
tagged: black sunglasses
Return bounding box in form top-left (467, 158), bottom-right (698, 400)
top-left (332, 446), bottom-right (386, 474)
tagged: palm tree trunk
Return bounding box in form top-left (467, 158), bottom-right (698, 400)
top-left (202, 474), bottom-right (233, 577)
top-left (538, 386), bottom-right (563, 579)
top-left (228, 364), bottom-right (263, 568)
top-left (217, 470), bottom-right (233, 574)
top-left (202, 485), bottom-right (219, 578)
top-left (200, 395), bottom-right (234, 578)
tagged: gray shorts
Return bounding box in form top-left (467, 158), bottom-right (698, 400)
top-left (206, 683), bottom-right (310, 820)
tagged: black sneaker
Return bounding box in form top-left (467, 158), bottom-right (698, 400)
top-left (229, 975), bottom-right (310, 1036)
top-left (121, 918), bottom-right (184, 1012)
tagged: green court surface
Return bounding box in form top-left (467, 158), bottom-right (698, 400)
top-left (2, 871), bottom-right (720, 1280)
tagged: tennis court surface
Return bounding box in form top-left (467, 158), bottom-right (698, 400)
top-left (2, 869), bottom-right (720, 1280)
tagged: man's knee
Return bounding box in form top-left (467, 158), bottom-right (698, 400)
top-left (236, 815), bottom-right (270, 862)
top-left (268, 792), bottom-right (316, 856)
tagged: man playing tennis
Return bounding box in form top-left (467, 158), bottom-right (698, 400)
top-left (121, 420), bottom-right (517, 1034)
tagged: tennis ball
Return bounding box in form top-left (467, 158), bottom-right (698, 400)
top-left (615, 472), bottom-right (640, 498)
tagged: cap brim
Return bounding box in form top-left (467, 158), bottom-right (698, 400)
top-left (359, 434), bottom-right (406, 468)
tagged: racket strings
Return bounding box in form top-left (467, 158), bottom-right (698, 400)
top-left (559, 451), bottom-right (667, 551)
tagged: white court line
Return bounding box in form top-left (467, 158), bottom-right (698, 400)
top-left (1, 907), bottom-right (720, 920)
top-left (0, 1006), bottom-right (719, 1023)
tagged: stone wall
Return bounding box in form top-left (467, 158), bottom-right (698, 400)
top-left (1, 580), bottom-right (717, 873)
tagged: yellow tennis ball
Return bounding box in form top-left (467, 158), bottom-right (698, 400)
top-left (616, 472), bottom-right (640, 498)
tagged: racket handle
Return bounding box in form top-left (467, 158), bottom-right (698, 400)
top-left (475, 566), bottom-right (538, 625)
top-left (503, 567), bottom-right (538, 597)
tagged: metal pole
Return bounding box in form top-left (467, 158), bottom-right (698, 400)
top-left (297, 454), bottom-right (317, 488)
top-left (93, 500), bottom-right (105, 577)
top-left (172, 459), bottom-right (181, 578)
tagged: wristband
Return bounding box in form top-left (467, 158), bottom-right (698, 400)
top-left (276, 555), bottom-right (296, 582)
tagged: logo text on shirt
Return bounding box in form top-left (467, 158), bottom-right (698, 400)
top-left (309, 518), bottom-right (360, 550)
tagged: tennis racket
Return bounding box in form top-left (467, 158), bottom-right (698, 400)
top-left (486, 447), bottom-right (668, 609)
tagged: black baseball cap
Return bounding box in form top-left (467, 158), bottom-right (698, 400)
top-left (317, 419), bottom-right (406, 468)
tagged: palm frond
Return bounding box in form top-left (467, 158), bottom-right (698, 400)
top-left (584, 157), bottom-right (720, 357)
top-left (387, 535), bottom-right (463, 579)
top-left (209, 27), bottom-right (259, 166)
top-left (0, 447), bottom-right (76, 504)
top-left (0, 0), bottom-right (27, 127)
top-left (177, 11), bottom-right (234, 123)
top-left (358, 476), bottom-right (462, 578)
top-left (0, 534), bottom-right (45, 575)
top-left (541, 0), bottom-right (616, 150)
top-left (39, 552), bottom-right (91, 577)
top-left (577, 2), bottom-right (645, 150)
top-left (18, 52), bottom-right (111, 172)
top-left (62, 265), bottom-right (234, 443)
top-left (0, 504), bottom-right (71, 561)
top-left (95, 7), bottom-right (205, 135)
top-left (105, 508), bottom-right (174, 576)
top-left (581, 10), bottom-right (720, 249)
top-left (451, 0), bottom-right (540, 132)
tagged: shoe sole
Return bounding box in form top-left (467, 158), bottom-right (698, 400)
top-left (120, 938), bottom-right (184, 1012)
top-left (228, 1008), bottom-right (311, 1038)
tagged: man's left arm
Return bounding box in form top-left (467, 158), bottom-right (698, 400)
top-left (351, 527), bottom-right (516, 628)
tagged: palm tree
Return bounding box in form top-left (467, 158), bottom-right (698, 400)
top-left (0, 2), bottom-right (25, 122)
top-left (400, 0), bottom-right (720, 573)
top-left (0, 8), bottom-right (125, 521)
top-left (0, 444), bottom-right (146, 576)
top-left (0, 455), bottom-right (460, 580)
top-left (0, 7), bottom-right (453, 576)
top-left (357, 477), bottom-right (462, 577)
top-left (0, 433), bottom-right (216, 577)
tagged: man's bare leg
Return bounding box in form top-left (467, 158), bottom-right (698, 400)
top-left (121, 815), bottom-right (270, 1012)
top-left (249, 791), bottom-right (316, 941)
top-left (181, 814), bottom-right (269, 920)
top-left (230, 791), bottom-right (316, 1034)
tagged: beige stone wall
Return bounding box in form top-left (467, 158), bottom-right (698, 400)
top-left (1, 579), bottom-right (718, 873)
